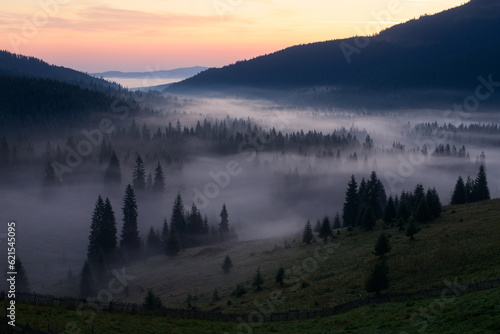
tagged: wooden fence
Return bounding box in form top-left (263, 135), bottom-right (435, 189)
top-left (1, 277), bottom-right (499, 326)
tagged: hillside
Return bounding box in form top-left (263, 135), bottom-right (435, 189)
top-left (169, 0), bottom-right (500, 104)
top-left (0, 50), bottom-right (119, 91)
top-left (7, 198), bottom-right (500, 333)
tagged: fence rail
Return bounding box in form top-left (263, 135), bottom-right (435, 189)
top-left (1, 277), bottom-right (499, 324)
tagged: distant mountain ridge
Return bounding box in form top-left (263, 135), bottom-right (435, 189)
top-left (91, 66), bottom-right (208, 79)
top-left (169, 0), bottom-right (500, 95)
top-left (0, 50), bottom-right (120, 91)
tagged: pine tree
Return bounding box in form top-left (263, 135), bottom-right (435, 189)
top-left (473, 164), bottom-right (490, 202)
top-left (120, 185), bottom-right (141, 254)
top-left (88, 195), bottom-right (105, 263)
top-left (79, 261), bottom-right (93, 297)
top-left (319, 216), bottom-right (332, 243)
top-left (170, 193), bottom-right (186, 233)
top-left (132, 155), bottom-right (146, 191)
top-left (275, 267), bottom-right (285, 286)
top-left (365, 258), bottom-right (389, 296)
top-left (146, 226), bottom-right (162, 255)
top-left (144, 289), bottom-right (163, 309)
top-left (42, 162), bottom-right (58, 187)
top-left (314, 219), bottom-right (321, 233)
top-left (406, 221), bottom-right (420, 240)
top-left (451, 176), bottom-right (467, 205)
top-left (333, 213), bottom-right (342, 229)
top-left (302, 220), bottom-right (314, 244)
top-left (253, 268), bottom-right (264, 291)
top-left (15, 258), bottom-right (30, 292)
top-left (152, 162), bottom-right (166, 193)
top-left (104, 150), bottom-right (121, 186)
top-left (465, 176), bottom-right (475, 203)
top-left (221, 255), bottom-right (233, 273)
top-left (426, 188), bottom-right (442, 218)
top-left (373, 233), bottom-right (391, 257)
top-left (361, 206), bottom-right (377, 230)
top-left (397, 197), bottom-right (411, 222)
top-left (146, 172), bottom-right (153, 192)
top-left (219, 204), bottom-right (229, 237)
top-left (383, 196), bottom-right (396, 224)
top-left (101, 198), bottom-right (117, 260)
top-left (188, 203), bottom-right (203, 235)
top-left (415, 198), bottom-right (432, 223)
top-left (161, 218), bottom-right (169, 246)
top-left (342, 175), bottom-right (359, 227)
top-left (166, 224), bottom-right (180, 256)
top-left (366, 172), bottom-right (387, 219)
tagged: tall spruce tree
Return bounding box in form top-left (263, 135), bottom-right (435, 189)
top-left (104, 150), bottom-right (121, 186)
top-left (342, 175), bottom-right (359, 227)
top-left (146, 226), bottom-right (162, 255)
top-left (99, 198), bottom-right (117, 261)
top-left (373, 233), bottom-right (392, 257)
top-left (383, 196), bottom-right (397, 224)
top-left (319, 216), bottom-right (332, 243)
top-left (166, 223), bottom-right (180, 256)
top-left (253, 268), bottom-right (264, 291)
top-left (365, 258), bottom-right (389, 296)
top-left (120, 185), bottom-right (141, 254)
top-left (361, 205), bottom-right (377, 230)
top-left (415, 198), bottom-right (432, 223)
top-left (451, 176), bottom-right (467, 205)
top-left (88, 195), bottom-right (105, 263)
top-left (170, 193), bottom-right (186, 233)
top-left (333, 213), bottom-right (342, 229)
top-left (152, 162), bottom-right (166, 193)
top-left (219, 204), bottom-right (229, 237)
top-left (132, 155), bottom-right (146, 191)
top-left (15, 257), bottom-right (30, 292)
top-left (397, 197), bottom-right (411, 222)
top-left (79, 261), bottom-right (93, 297)
top-left (161, 218), bottom-right (169, 246)
top-left (426, 188), bottom-right (442, 218)
top-left (302, 220), bottom-right (314, 244)
top-left (473, 164), bottom-right (490, 202)
top-left (221, 255), bottom-right (233, 273)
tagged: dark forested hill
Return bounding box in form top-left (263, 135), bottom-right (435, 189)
top-left (169, 0), bottom-right (500, 96)
top-left (0, 50), bottom-right (120, 92)
top-left (0, 76), bottom-right (137, 132)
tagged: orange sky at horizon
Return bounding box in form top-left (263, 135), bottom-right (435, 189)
top-left (0, 0), bottom-right (466, 72)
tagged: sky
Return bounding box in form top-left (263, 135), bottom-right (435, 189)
top-left (1, 0), bottom-right (466, 72)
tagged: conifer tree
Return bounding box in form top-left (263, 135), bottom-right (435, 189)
top-left (101, 198), bottom-right (117, 260)
top-left (426, 188), bottom-right (442, 218)
top-left (132, 155), bottom-right (146, 191)
top-left (415, 198), bottom-right (432, 223)
top-left (146, 172), bottom-right (153, 192)
top-left (253, 268), bottom-right (264, 291)
top-left (406, 221), bottom-right (420, 240)
top-left (88, 195), bottom-right (105, 263)
top-left (383, 196), bottom-right (397, 224)
top-left (42, 162), bottom-right (58, 187)
top-left (219, 204), bottom-right (229, 237)
top-left (473, 164), bottom-right (490, 202)
top-left (451, 176), bottom-right (467, 205)
top-left (397, 197), bottom-right (411, 222)
top-left (221, 255), bottom-right (233, 273)
top-left (79, 261), bottom-right (93, 297)
top-left (146, 226), bottom-right (162, 255)
top-left (302, 220), bottom-right (314, 244)
top-left (166, 224), bottom-right (180, 256)
top-left (120, 185), bottom-right (141, 254)
top-left (333, 213), bottom-right (342, 229)
top-left (362, 205), bottom-right (377, 230)
top-left (15, 258), bottom-right (30, 292)
top-left (342, 175), bottom-right (359, 227)
top-left (319, 216), bottom-right (332, 243)
top-left (365, 258), bottom-right (389, 296)
top-left (170, 193), bottom-right (186, 233)
top-left (104, 150), bottom-right (121, 186)
top-left (161, 218), bottom-right (169, 246)
top-left (314, 219), bottom-right (321, 233)
top-left (373, 233), bottom-right (391, 257)
top-left (275, 267), bottom-right (285, 286)
top-left (152, 162), bottom-right (166, 193)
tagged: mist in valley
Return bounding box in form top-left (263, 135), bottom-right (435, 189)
top-left (1, 96), bottom-right (499, 299)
